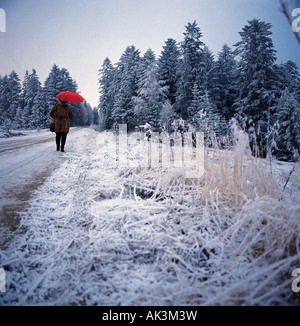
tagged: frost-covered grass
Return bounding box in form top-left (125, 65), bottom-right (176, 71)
top-left (117, 128), bottom-right (300, 305)
top-left (0, 127), bottom-right (299, 306)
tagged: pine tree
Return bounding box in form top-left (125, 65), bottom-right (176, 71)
top-left (214, 44), bottom-right (238, 120)
top-left (56, 67), bottom-right (82, 126)
top-left (188, 87), bottom-right (216, 133)
top-left (112, 46), bottom-right (141, 131)
top-left (233, 19), bottom-right (277, 156)
top-left (0, 74), bottom-right (10, 125)
top-left (21, 69), bottom-right (41, 129)
top-left (17, 70), bottom-right (29, 128)
top-left (273, 88), bottom-right (300, 161)
top-left (187, 83), bottom-right (202, 130)
top-left (187, 86), bottom-right (230, 145)
top-left (0, 65), bottom-right (85, 130)
top-left (43, 64), bottom-right (63, 110)
top-left (175, 21), bottom-right (204, 120)
top-left (98, 57), bottom-right (117, 130)
top-left (197, 46), bottom-right (216, 96)
top-left (134, 49), bottom-right (166, 131)
top-left (30, 89), bottom-right (46, 128)
top-left (93, 107), bottom-right (99, 125)
top-left (7, 71), bottom-right (22, 128)
top-left (41, 64), bottom-right (82, 127)
top-left (158, 38), bottom-right (180, 105)
top-left (80, 101), bottom-right (94, 126)
top-left (275, 61), bottom-right (300, 101)
top-left (60, 68), bottom-right (78, 92)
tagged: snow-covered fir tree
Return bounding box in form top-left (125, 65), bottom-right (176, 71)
top-left (7, 71), bottom-right (22, 128)
top-left (134, 49), bottom-right (166, 131)
top-left (175, 21), bottom-right (204, 120)
top-left (188, 86), bottom-right (214, 132)
top-left (0, 65), bottom-right (91, 131)
top-left (98, 57), bottom-right (116, 130)
top-left (197, 46), bottom-right (216, 96)
top-left (276, 60), bottom-right (300, 100)
top-left (112, 46), bottom-right (141, 131)
top-left (0, 75), bottom-right (11, 126)
top-left (30, 89), bottom-right (48, 129)
top-left (233, 19), bottom-right (277, 155)
top-left (80, 101), bottom-right (94, 126)
top-left (58, 67), bottom-right (85, 127)
top-left (272, 88), bottom-right (300, 161)
top-left (21, 69), bottom-right (41, 129)
top-left (92, 107), bottom-right (99, 125)
top-left (36, 64), bottom-right (65, 128)
top-left (187, 83), bottom-right (203, 130)
top-left (158, 38), bottom-right (180, 106)
top-left (42, 64), bottom-right (84, 127)
top-left (188, 86), bottom-right (231, 145)
top-left (16, 70), bottom-right (30, 127)
top-left (94, 19), bottom-right (299, 160)
top-left (214, 44), bottom-right (238, 120)
top-left (60, 68), bottom-right (78, 92)
top-left (43, 64), bottom-right (64, 111)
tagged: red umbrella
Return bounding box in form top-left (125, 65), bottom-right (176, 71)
top-left (56, 91), bottom-right (84, 103)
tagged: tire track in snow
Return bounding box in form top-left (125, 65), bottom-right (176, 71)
top-left (0, 145), bottom-right (53, 178)
top-left (0, 137), bottom-right (54, 154)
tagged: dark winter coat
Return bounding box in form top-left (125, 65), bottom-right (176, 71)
top-left (50, 102), bottom-right (74, 134)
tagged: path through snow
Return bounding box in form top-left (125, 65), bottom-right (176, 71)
top-left (0, 128), bottom-right (82, 248)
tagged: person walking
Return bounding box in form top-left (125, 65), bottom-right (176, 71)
top-left (50, 100), bottom-right (74, 152)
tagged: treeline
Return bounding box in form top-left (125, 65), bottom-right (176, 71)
top-left (0, 64), bottom-right (98, 132)
top-left (98, 19), bottom-right (300, 161)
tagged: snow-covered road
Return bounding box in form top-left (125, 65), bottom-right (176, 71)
top-left (0, 127), bottom-right (299, 306)
top-left (0, 132), bottom-right (54, 154)
top-left (0, 128), bottom-right (83, 247)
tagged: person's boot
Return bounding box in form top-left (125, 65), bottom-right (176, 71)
top-left (61, 133), bottom-right (66, 153)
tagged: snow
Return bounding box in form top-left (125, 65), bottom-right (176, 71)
top-left (0, 129), bottom-right (66, 246)
top-left (0, 127), bottom-right (299, 306)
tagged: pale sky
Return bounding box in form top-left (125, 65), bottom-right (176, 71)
top-left (0, 0), bottom-right (299, 108)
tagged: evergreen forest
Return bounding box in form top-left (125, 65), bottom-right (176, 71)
top-left (98, 19), bottom-right (300, 161)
